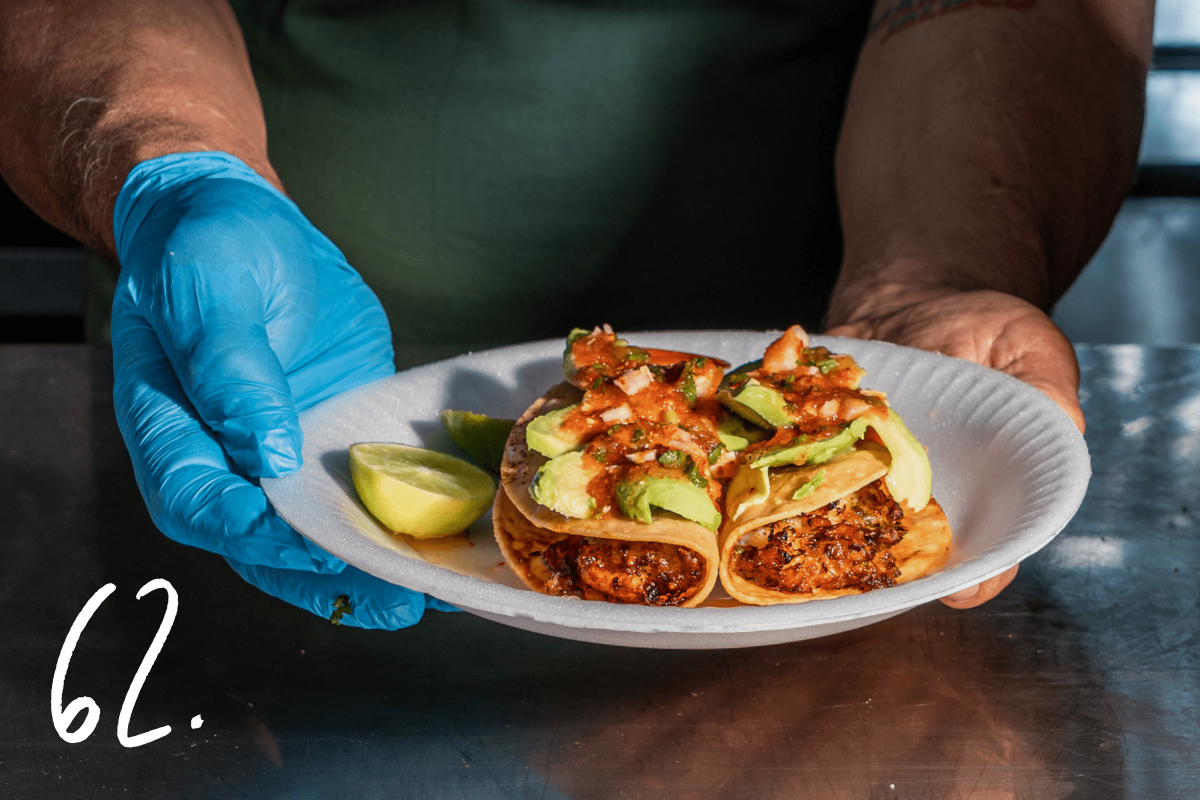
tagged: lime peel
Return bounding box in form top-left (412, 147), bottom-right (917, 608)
top-left (349, 442), bottom-right (496, 539)
top-left (439, 410), bottom-right (515, 474)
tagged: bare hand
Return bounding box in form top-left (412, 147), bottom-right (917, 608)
top-left (827, 289), bottom-right (1085, 609)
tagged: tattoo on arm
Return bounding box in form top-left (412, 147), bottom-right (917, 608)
top-left (869, 0), bottom-right (1035, 38)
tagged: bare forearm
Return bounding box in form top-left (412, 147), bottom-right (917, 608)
top-left (0, 0), bottom-right (276, 258)
top-left (830, 0), bottom-right (1153, 324)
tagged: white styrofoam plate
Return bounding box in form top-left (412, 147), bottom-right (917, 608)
top-left (261, 331), bottom-right (1090, 649)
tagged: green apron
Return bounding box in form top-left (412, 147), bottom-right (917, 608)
top-left (93, 0), bottom-right (871, 367)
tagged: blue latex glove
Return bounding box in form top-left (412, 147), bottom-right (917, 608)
top-left (111, 151), bottom-right (455, 629)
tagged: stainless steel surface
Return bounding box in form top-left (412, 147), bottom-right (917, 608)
top-left (1, 344), bottom-right (1197, 799)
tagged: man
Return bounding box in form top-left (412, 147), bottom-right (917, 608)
top-left (0, 0), bottom-right (1153, 626)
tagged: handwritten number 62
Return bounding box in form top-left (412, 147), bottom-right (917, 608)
top-left (51, 580), bottom-right (178, 747)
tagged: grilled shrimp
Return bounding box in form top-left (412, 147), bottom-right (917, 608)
top-left (761, 325), bottom-right (811, 374)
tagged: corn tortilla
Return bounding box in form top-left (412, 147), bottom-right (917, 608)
top-left (495, 382), bottom-right (720, 607)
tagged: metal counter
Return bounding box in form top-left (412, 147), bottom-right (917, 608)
top-left (1, 345), bottom-right (1196, 799)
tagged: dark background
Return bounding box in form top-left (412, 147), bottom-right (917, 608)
top-left (0, 182), bottom-right (78, 248)
top-left (0, 181), bottom-right (85, 343)
top-left (3, 4), bottom-right (1199, 346)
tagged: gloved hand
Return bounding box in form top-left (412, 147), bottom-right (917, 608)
top-left (111, 151), bottom-right (455, 629)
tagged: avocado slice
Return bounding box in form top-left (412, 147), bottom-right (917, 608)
top-left (529, 450), bottom-right (595, 519)
top-left (864, 407), bottom-right (932, 513)
top-left (750, 416), bottom-right (871, 469)
top-left (747, 408), bottom-right (932, 512)
top-left (615, 475), bottom-right (722, 532)
top-left (791, 468), bottom-right (826, 501)
top-left (562, 328), bottom-right (591, 381)
top-left (716, 413), bottom-right (770, 452)
top-left (526, 403), bottom-right (586, 458)
top-left (719, 378), bottom-right (793, 429)
top-left (726, 359), bottom-right (761, 379)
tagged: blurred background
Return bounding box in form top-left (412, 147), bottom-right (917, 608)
top-left (2, 1), bottom-right (1198, 345)
top-left (1051, 0), bottom-right (1200, 344)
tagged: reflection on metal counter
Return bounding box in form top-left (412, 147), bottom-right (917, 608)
top-left (0, 344), bottom-right (1196, 798)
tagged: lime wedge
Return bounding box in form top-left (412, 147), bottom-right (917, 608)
top-left (439, 410), bottom-right (515, 473)
top-left (349, 443), bottom-right (496, 538)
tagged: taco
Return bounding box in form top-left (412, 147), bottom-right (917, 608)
top-left (716, 326), bottom-right (952, 604)
top-left (495, 327), bottom-right (735, 607)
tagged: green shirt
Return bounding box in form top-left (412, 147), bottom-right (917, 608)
top-left (228, 0), bottom-right (870, 367)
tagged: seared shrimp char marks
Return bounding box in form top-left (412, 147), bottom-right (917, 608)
top-left (540, 536), bottom-right (706, 605)
top-left (730, 479), bottom-right (907, 594)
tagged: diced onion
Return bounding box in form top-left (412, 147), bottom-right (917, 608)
top-left (600, 405), bottom-right (633, 424)
top-left (615, 366), bottom-right (653, 396)
top-left (626, 450), bottom-right (657, 464)
top-left (841, 397), bottom-right (872, 419)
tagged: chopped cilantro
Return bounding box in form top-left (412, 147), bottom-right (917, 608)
top-left (708, 442), bottom-right (726, 463)
top-left (680, 375), bottom-right (697, 405)
top-left (632, 427), bottom-right (645, 442)
top-left (658, 450), bottom-right (686, 468)
top-left (817, 358), bottom-right (839, 374)
top-left (647, 365), bottom-right (666, 379)
top-left (590, 376), bottom-right (604, 390)
top-left (657, 449), bottom-right (707, 487)
top-left (627, 349), bottom-right (650, 362)
top-left (607, 424), bottom-right (621, 435)
top-left (691, 357), bottom-right (707, 367)
top-left (329, 595), bottom-right (353, 626)
top-left (593, 447), bottom-right (607, 464)
top-left (684, 459), bottom-right (708, 488)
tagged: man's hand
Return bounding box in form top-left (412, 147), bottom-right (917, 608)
top-left (829, 0), bottom-right (1152, 608)
top-left (827, 287), bottom-right (1085, 608)
top-left (827, 288), bottom-right (1085, 433)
